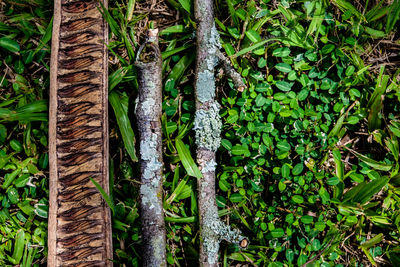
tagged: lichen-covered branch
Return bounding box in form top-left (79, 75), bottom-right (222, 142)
top-left (216, 50), bottom-right (246, 92)
top-left (194, 1), bottom-right (247, 266)
top-left (135, 29), bottom-right (167, 267)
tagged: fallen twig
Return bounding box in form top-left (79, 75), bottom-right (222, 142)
top-left (194, 1), bottom-right (248, 266)
top-left (135, 28), bottom-right (167, 267)
top-left (301, 236), bottom-right (335, 267)
top-left (216, 50), bottom-right (246, 92)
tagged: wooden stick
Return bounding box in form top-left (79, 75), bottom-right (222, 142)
top-left (216, 50), bottom-right (246, 92)
top-left (194, 1), bottom-right (247, 266)
top-left (135, 28), bottom-right (167, 267)
top-left (48, 0), bottom-right (112, 266)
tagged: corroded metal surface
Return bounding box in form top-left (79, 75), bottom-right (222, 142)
top-left (48, 0), bottom-right (112, 266)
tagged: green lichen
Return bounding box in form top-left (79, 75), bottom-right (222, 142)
top-left (140, 183), bottom-right (161, 215)
top-left (202, 197), bottom-right (220, 265)
top-left (201, 159), bottom-right (217, 174)
top-left (196, 70), bottom-right (216, 103)
top-left (150, 234), bottom-right (166, 266)
top-left (140, 132), bottom-right (162, 215)
top-left (194, 102), bottom-right (222, 151)
top-left (196, 23), bottom-right (221, 104)
top-left (140, 132), bottom-right (162, 179)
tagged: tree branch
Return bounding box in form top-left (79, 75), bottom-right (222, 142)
top-left (194, 1), bottom-right (248, 266)
top-left (216, 50), bottom-right (246, 92)
top-left (135, 28), bottom-right (167, 267)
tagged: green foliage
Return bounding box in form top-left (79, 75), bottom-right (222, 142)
top-left (175, 139), bottom-right (202, 178)
top-left (0, 1), bottom-right (52, 265)
top-left (90, 178), bottom-right (116, 216)
top-left (109, 91), bottom-right (138, 162)
top-left (210, 0), bottom-right (400, 265)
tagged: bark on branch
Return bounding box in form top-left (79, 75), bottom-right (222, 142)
top-left (194, 1), bottom-right (248, 266)
top-left (135, 29), bottom-right (167, 267)
top-left (216, 50), bottom-right (246, 92)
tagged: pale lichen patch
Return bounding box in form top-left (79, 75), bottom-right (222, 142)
top-left (140, 183), bottom-right (161, 215)
top-left (140, 132), bottom-right (162, 179)
top-left (215, 221), bottom-right (244, 244)
top-left (204, 23), bottom-right (221, 70)
top-left (203, 215), bottom-right (244, 264)
top-left (208, 23), bottom-right (221, 54)
top-left (140, 132), bottom-right (162, 215)
top-left (201, 197), bottom-right (220, 265)
top-left (194, 102), bottom-right (222, 151)
top-left (196, 23), bottom-right (222, 104)
top-left (151, 234), bottom-right (165, 266)
top-left (201, 159), bottom-right (217, 174)
top-left (196, 70), bottom-right (216, 103)
top-left (203, 234), bottom-right (219, 265)
top-left (141, 98), bottom-right (156, 117)
top-left (200, 188), bottom-right (245, 264)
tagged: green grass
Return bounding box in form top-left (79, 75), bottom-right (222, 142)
top-left (0, 0), bottom-right (51, 265)
top-left (1, 0), bottom-right (400, 266)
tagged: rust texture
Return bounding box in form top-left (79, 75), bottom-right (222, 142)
top-left (48, 0), bottom-right (112, 266)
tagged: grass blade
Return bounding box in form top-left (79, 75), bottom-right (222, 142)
top-left (0, 100), bottom-right (48, 122)
top-left (360, 233), bottom-right (383, 249)
top-left (0, 37), bottom-right (20, 52)
top-left (11, 229), bottom-right (25, 264)
top-left (332, 0), bottom-right (363, 19)
top-left (386, 0), bottom-right (400, 33)
top-left (166, 175), bottom-right (189, 204)
top-left (109, 66), bottom-right (131, 91)
top-left (343, 176), bottom-right (389, 204)
top-left (162, 43), bottom-right (194, 59)
top-left (167, 52), bottom-right (195, 84)
top-left (178, 0), bottom-right (191, 14)
top-left (355, 177), bottom-right (389, 204)
top-left (328, 114), bottom-right (345, 138)
top-left (90, 177), bottom-right (115, 216)
top-left (333, 149), bottom-right (344, 181)
top-left (225, 0), bottom-right (239, 26)
top-left (175, 138), bottom-right (202, 178)
top-left (34, 17), bottom-right (53, 55)
top-left (109, 91), bottom-right (138, 162)
top-left (234, 38), bottom-right (278, 57)
top-left (126, 0), bottom-right (136, 21)
top-left (345, 147), bottom-right (392, 171)
top-left (165, 209), bottom-right (230, 223)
